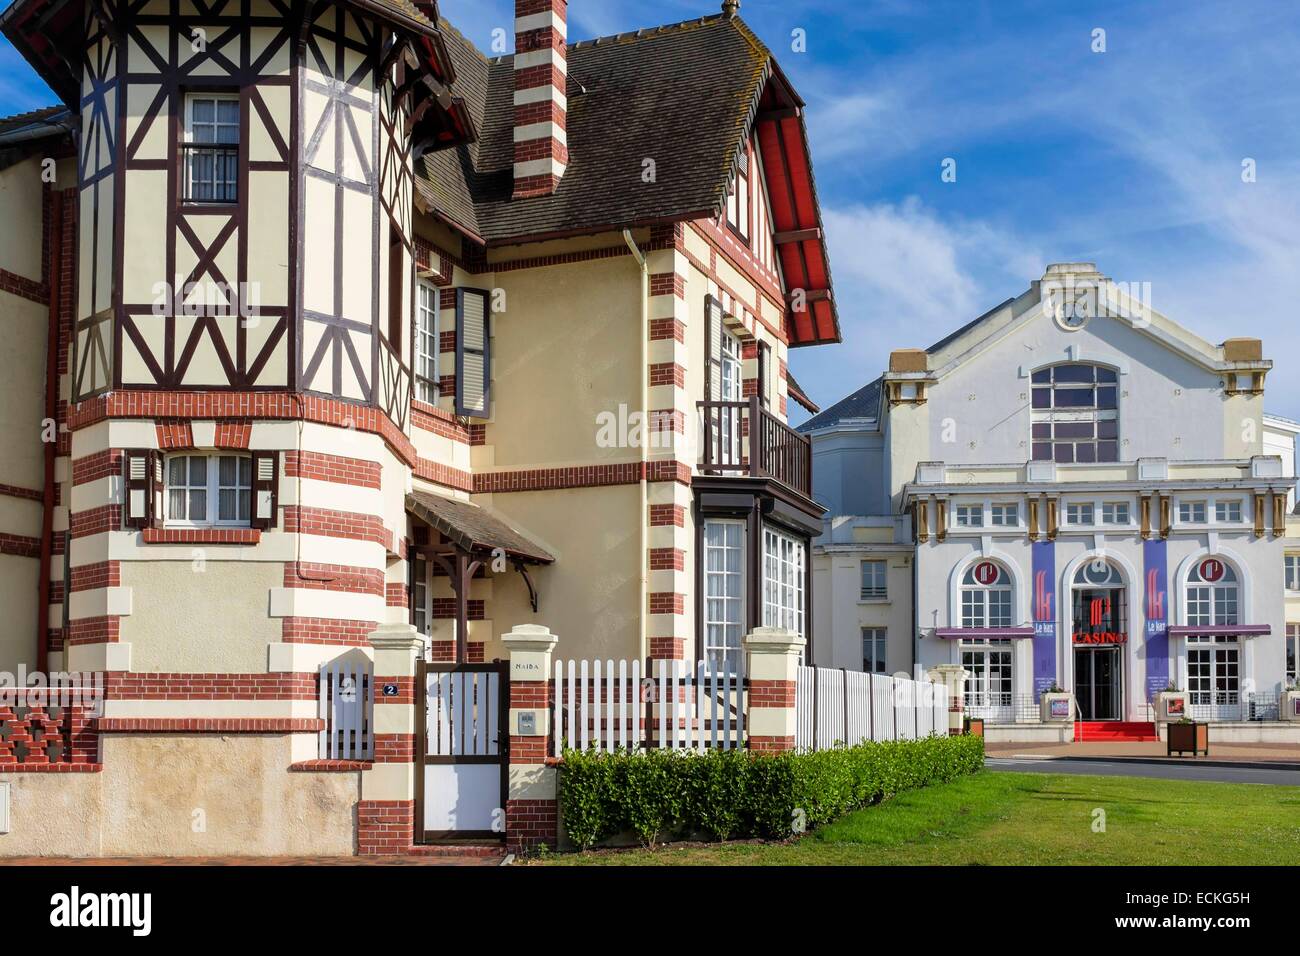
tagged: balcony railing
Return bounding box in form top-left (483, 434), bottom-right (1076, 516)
top-left (697, 397), bottom-right (812, 499)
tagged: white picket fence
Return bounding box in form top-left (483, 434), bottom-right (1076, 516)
top-left (553, 658), bottom-right (745, 753)
top-left (318, 659), bottom-right (374, 760)
top-left (795, 667), bottom-right (949, 750)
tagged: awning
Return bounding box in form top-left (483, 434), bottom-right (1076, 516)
top-left (1167, 625), bottom-right (1270, 639)
top-left (934, 627), bottom-right (1036, 640)
top-left (406, 491), bottom-right (553, 564)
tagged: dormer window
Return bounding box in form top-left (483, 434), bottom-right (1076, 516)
top-left (1030, 363), bottom-right (1119, 463)
top-left (183, 92), bottom-right (239, 203)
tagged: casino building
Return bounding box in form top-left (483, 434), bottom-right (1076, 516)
top-left (804, 263), bottom-right (1300, 741)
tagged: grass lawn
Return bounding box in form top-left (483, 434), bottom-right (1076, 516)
top-left (533, 770), bottom-right (1300, 865)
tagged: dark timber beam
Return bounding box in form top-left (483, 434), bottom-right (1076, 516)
top-left (773, 228), bottom-right (821, 244)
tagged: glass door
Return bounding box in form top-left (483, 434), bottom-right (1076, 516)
top-left (1074, 647), bottom-right (1122, 720)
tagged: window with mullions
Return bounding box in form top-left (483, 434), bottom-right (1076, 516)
top-left (415, 280), bottom-right (439, 404)
top-left (960, 563), bottom-right (1013, 628)
top-left (183, 93), bottom-right (239, 203)
top-left (1287, 555), bottom-right (1300, 592)
top-left (704, 520), bottom-right (745, 672)
top-left (166, 453), bottom-right (251, 526)
top-left (763, 526), bottom-right (806, 640)
top-left (862, 628), bottom-right (887, 674)
top-left (860, 559), bottom-right (887, 600)
top-left (1186, 560), bottom-right (1239, 627)
top-left (1030, 363), bottom-right (1119, 463)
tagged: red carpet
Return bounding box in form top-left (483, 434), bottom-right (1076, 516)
top-left (1074, 720), bottom-right (1158, 742)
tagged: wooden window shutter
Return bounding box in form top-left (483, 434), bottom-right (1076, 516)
top-left (251, 450), bottom-right (279, 529)
top-left (456, 288), bottom-right (490, 417)
top-left (123, 449), bottom-right (153, 529)
top-left (705, 295), bottom-right (722, 401)
top-left (758, 341), bottom-right (771, 408)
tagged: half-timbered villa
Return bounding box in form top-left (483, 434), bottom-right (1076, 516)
top-left (0, 0), bottom-right (837, 855)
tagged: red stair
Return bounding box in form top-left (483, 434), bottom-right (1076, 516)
top-left (1074, 720), bottom-right (1158, 742)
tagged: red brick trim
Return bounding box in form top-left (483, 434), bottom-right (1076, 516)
top-left (102, 672), bottom-right (318, 700)
top-left (649, 362), bottom-right (686, 388)
top-left (506, 798), bottom-right (558, 853)
top-left (67, 392), bottom-right (417, 469)
top-left (156, 421), bottom-right (194, 449)
top-left (748, 680), bottom-right (797, 707)
top-left (0, 762), bottom-right (103, 773)
top-left (649, 317), bottom-right (686, 342)
top-left (489, 244), bottom-right (631, 274)
top-left (96, 718), bottom-right (324, 733)
top-left (0, 266), bottom-right (48, 304)
top-left (141, 527), bottom-right (261, 545)
top-left (281, 617), bottom-right (375, 645)
top-left (282, 506), bottom-right (388, 546)
top-left (649, 636), bottom-right (685, 660)
top-left (648, 547), bottom-right (685, 571)
top-left (748, 735), bottom-right (796, 753)
top-left (358, 799), bottom-right (415, 855)
top-left (414, 456), bottom-right (474, 493)
top-left (66, 616), bottom-right (120, 645)
top-left (213, 421), bottom-right (252, 449)
top-left (649, 272), bottom-right (686, 299)
top-left (411, 401), bottom-right (472, 444)
top-left (70, 505), bottom-right (120, 538)
top-left (472, 460), bottom-right (691, 494)
top-left (648, 592), bottom-right (685, 615)
top-left (649, 503), bottom-right (686, 527)
top-left (288, 759), bottom-right (372, 772)
top-left (374, 733), bottom-right (416, 763)
top-left (283, 450), bottom-right (381, 489)
top-left (69, 561), bottom-right (120, 593)
top-left (284, 562), bottom-right (385, 596)
top-left (0, 532), bottom-right (40, 558)
top-left (0, 482), bottom-right (43, 502)
top-left (71, 449), bottom-right (122, 486)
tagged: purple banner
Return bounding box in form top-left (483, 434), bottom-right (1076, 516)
top-left (1032, 541), bottom-right (1056, 693)
top-left (1144, 538), bottom-right (1170, 700)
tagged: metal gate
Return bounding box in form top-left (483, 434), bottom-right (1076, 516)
top-left (417, 661), bottom-right (509, 843)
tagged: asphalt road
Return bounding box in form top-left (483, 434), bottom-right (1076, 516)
top-left (985, 756), bottom-right (1300, 786)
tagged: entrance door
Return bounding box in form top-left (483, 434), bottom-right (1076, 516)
top-left (418, 661), bottom-right (508, 843)
top-left (1074, 647), bottom-right (1121, 720)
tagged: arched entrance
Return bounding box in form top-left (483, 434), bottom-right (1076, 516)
top-left (1071, 559), bottom-right (1127, 720)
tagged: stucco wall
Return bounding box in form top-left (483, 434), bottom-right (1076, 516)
top-left (0, 735), bottom-right (359, 857)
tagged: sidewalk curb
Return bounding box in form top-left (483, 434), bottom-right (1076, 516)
top-left (986, 754), bottom-right (1300, 772)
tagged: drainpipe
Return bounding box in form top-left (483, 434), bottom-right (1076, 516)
top-left (37, 190), bottom-right (63, 673)
top-left (623, 229), bottom-right (649, 660)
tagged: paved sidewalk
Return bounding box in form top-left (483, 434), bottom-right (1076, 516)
top-left (985, 739), bottom-right (1300, 764)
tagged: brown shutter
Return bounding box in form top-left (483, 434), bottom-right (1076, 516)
top-left (705, 295), bottom-right (722, 401)
top-left (251, 450), bottom-right (279, 529)
top-left (123, 449), bottom-right (152, 529)
top-left (456, 288), bottom-right (490, 417)
top-left (149, 450), bottom-right (164, 529)
top-left (758, 341), bottom-right (771, 408)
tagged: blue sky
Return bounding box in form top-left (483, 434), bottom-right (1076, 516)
top-left (5, 0), bottom-right (1298, 426)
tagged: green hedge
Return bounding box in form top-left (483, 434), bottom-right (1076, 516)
top-left (559, 734), bottom-right (985, 850)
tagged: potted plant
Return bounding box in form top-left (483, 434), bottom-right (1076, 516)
top-left (1166, 715), bottom-right (1208, 757)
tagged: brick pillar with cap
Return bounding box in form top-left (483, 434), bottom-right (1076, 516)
top-left (356, 623), bottom-right (422, 855)
top-left (503, 623), bottom-right (559, 853)
top-left (744, 626), bottom-right (804, 752)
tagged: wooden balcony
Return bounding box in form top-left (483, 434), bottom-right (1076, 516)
top-left (697, 397), bottom-right (812, 499)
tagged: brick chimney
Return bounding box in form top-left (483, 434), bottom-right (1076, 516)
top-left (512, 0), bottom-right (568, 199)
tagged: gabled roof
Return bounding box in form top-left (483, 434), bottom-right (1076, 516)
top-left (417, 12), bottom-right (840, 347)
top-left (797, 376), bottom-right (881, 433)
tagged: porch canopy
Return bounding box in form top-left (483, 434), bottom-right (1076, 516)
top-left (1167, 625), bottom-right (1270, 638)
top-left (406, 490), bottom-right (554, 662)
top-left (934, 627), bottom-right (1036, 640)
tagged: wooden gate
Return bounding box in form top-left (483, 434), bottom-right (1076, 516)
top-left (417, 661), bottom-right (509, 843)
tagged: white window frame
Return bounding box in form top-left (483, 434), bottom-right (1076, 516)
top-left (961, 645), bottom-right (1013, 719)
top-left (183, 92), bottom-right (239, 203)
top-left (1184, 561), bottom-right (1239, 628)
top-left (415, 280), bottom-right (439, 404)
top-left (860, 559), bottom-right (887, 601)
top-left (989, 503), bottom-right (1019, 526)
top-left (1101, 501), bottom-right (1130, 525)
top-left (703, 519), bottom-right (745, 672)
top-left (1286, 555), bottom-right (1300, 593)
top-left (953, 504), bottom-right (983, 528)
top-left (862, 627), bottom-right (887, 674)
top-left (762, 525), bottom-right (805, 640)
top-left (959, 563), bottom-right (1013, 629)
top-left (1177, 500), bottom-right (1208, 525)
top-left (164, 452), bottom-right (252, 528)
top-left (1065, 502), bottom-right (1095, 526)
top-left (1214, 500), bottom-right (1242, 523)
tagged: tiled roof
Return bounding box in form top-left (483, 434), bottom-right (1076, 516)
top-left (407, 490), bottom-right (554, 564)
top-left (418, 13), bottom-right (773, 244)
top-left (797, 376), bottom-right (881, 433)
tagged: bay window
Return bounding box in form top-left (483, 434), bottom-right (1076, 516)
top-left (703, 519), bottom-right (745, 672)
top-left (763, 526), bottom-right (805, 639)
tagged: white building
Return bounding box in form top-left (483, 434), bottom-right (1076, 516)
top-left (805, 264), bottom-right (1300, 740)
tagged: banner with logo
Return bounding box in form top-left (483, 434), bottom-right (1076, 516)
top-left (1032, 541), bottom-right (1056, 693)
top-left (1143, 538), bottom-right (1169, 700)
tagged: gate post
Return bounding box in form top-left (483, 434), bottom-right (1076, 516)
top-left (744, 626), bottom-right (805, 752)
top-left (357, 623), bottom-right (422, 855)
top-left (502, 623), bottom-right (559, 854)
